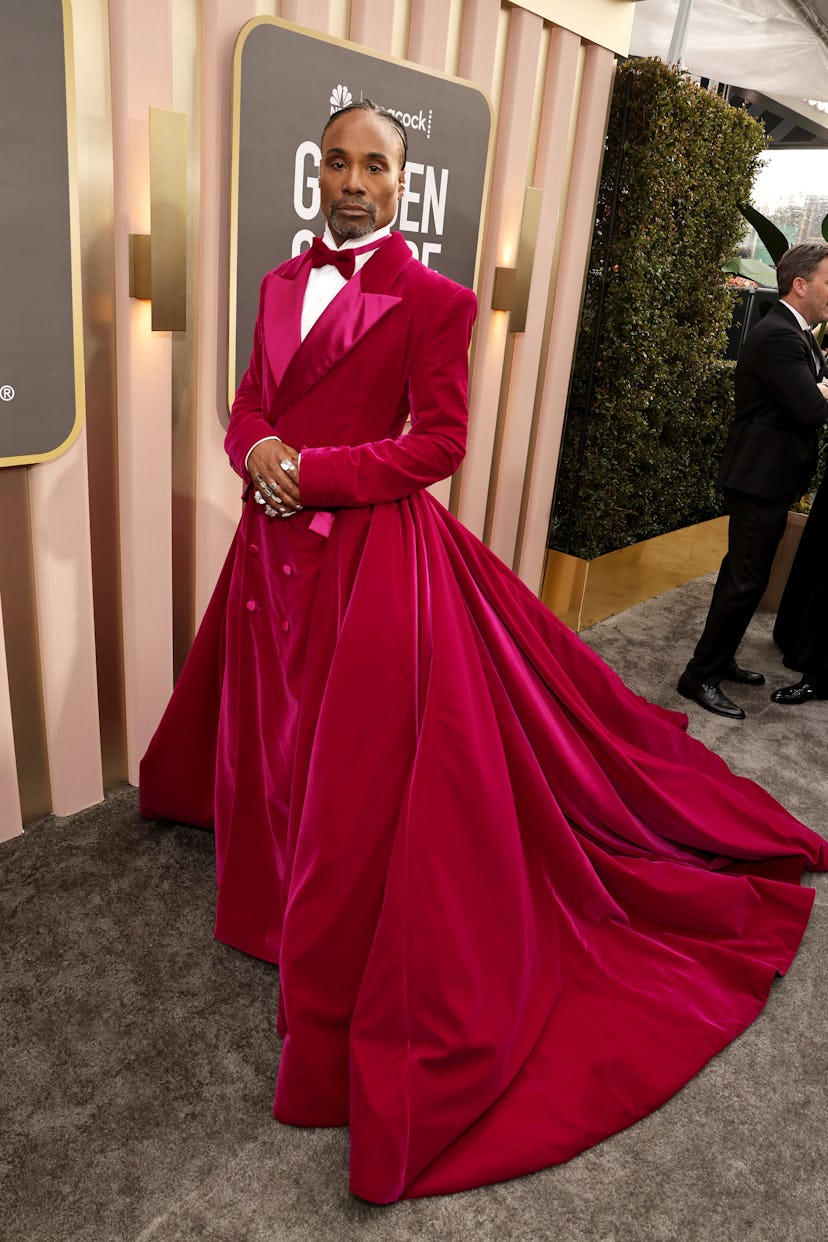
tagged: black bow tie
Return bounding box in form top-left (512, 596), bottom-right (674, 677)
top-left (308, 234), bottom-right (388, 279)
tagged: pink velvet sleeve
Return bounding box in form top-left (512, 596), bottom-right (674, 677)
top-left (224, 276), bottom-right (280, 478)
top-left (298, 285), bottom-right (478, 508)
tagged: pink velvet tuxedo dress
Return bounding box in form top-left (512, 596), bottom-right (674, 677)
top-left (140, 230), bottom-right (827, 1204)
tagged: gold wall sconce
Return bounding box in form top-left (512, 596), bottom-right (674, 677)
top-left (129, 107), bottom-right (187, 331)
top-left (491, 186), bottom-right (542, 334)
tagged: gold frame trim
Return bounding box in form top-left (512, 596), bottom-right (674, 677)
top-left (227, 13), bottom-right (496, 413)
top-left (1, 0), bottom-right (86, 468)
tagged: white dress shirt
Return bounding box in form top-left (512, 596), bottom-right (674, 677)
top-left (779, 299), bottom-right (811, 333)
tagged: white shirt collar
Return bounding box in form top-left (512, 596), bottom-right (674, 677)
top-left (322, 222), bottom-right (393, 251)
top-left (779, 299), bottom-right (811, 332)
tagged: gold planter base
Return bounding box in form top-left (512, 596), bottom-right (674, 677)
top-left (758, 510), bottom-right (806, 613)
top-left (542, 517), bottom-right (729, 631)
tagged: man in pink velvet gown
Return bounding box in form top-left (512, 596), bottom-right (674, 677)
top-left (140, 102), bottom-right (827, 1204)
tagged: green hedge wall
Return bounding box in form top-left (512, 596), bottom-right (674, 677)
top-left (550, 58), bottom-right (767, 561)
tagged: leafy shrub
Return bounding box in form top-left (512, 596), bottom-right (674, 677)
top-left (550, 58), bottom-right (766, 560)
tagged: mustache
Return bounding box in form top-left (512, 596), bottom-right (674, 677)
top-left (330, 198), bottom-right (376, 215)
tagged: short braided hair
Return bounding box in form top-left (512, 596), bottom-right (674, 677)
top-left (321, 98), bottom-right (408, 168)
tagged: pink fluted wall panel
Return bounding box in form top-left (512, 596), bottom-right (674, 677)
top-left (486, 27), bottom-right (580, 567)
top-left (193, 0), bottom-right (257, 627)
top-left (75, 0), bottom-right (125, 792)
top-left (0, 595), bottom-right (22, 840)
top-left (109, 0), bottom-right (174, 782)
top-left (281, 0), bottom-right (331, 32)
top-left (28, 428), bottom-right (104, 814)
top-left (450, 0), bottom-right (500, 519)
top-left (403, 1), bottom-right (454, 506)
top-left (408, 0), bottom-right (452, 69)
top-left (454, 7), bottom-right (542, 538)
top-left (458, 0), bottom-right (500, 88)
top-left (349, 0), bottom-right (395, 52)
top-left (25, 0), bottom-right (105, 815)
top-left (516, 43), bottom-right (616, 589)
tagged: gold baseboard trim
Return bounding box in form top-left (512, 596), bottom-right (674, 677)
top-left (542, 517), bottom-right (729, 631)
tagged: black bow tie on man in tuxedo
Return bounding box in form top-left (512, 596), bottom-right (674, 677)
top-left (308, 234), bottom-right (389, 279)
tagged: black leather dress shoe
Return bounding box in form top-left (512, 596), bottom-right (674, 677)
top-left (770, 679), bottom-right (828, 706)
top-left (722, 661), bottom-right (765, 686)
top-left (676, 673), bottom-right (745, 719)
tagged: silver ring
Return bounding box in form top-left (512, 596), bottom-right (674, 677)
top-left (264, 504), bottom-right (278, 517)
top-left (280, 458), bottom-right (296, 475)
top-left (254, 491), bottom-right (266, 505)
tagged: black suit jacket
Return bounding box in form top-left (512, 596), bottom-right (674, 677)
top-left (719, 301), bottom-right (827, 503)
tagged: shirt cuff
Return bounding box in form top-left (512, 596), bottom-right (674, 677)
top-left (244, 435), bottom-right (281, 472)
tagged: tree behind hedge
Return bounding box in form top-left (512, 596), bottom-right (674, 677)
top-left (550, 58), bottom-right (766, 561)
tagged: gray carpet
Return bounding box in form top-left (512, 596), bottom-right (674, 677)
top-left (1, 576), bottom-right (826, 1242)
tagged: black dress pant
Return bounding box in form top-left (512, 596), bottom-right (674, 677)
top-left (685, 490), bottom-right (789, 684)
top-left (774, 472), bottom-right (828, 692)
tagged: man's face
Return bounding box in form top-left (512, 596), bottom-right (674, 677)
top-left (319, 110), bottom-right (405, 246)
top-left (795, 257), bottom-right (828, 326)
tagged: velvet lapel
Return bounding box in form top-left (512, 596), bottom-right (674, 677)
top-left (270, 231), bottom-right (412, 414)
top-left (261, 259), bottom-right (308, 388)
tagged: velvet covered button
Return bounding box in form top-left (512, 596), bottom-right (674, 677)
top-left (282, 620), bottom-right (290, 632)
top-left (282, 564), bottom-right (293, 576)
top-left (246, 600), bottom-right (257, 612)
top-left (249, 544), bottom-right (259, 556)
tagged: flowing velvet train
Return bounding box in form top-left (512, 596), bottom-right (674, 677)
top-left (140, 491), bottom-right (827, 1203)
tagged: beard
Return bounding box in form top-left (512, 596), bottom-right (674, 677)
top-left (328, 199), bottom-right (378, 240)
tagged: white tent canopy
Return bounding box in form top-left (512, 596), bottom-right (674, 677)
top-left (630, 0), bottom-right (828, 98)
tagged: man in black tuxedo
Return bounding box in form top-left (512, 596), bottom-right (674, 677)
top-left (678, 242), bottom-right (828, 718)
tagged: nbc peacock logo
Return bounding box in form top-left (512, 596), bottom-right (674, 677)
top-left (329, 84), bottom-right (353, 114)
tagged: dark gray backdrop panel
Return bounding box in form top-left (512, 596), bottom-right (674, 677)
top-left (233, 20), bottom-right (490, 397)
top-left (0, 0), bottom-right (77, 462)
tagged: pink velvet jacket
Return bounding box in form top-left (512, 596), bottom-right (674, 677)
top-left (225, 230), bottom-right (478, 507)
